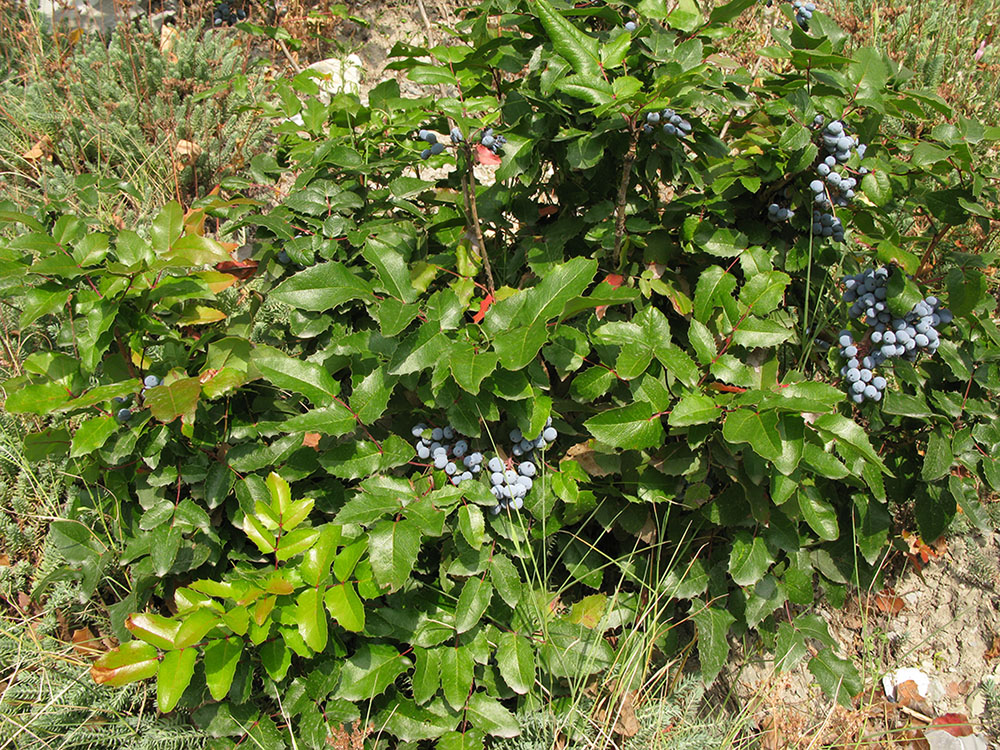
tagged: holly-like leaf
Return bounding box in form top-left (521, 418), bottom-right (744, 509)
top-left (728, 531), bottom-right (774, 586)
top-left (723, 408), bottom-right (781, 461)
top-left (440, 645), bottom-right (475, 710)
top-left (336, 644), bottom-right (412, 701)
top-left (252, 345), bottom-right (342, 408)
top-left (585, 402), bottom-right (665, 450)
top-left (455, 577), bottom-right (493, 634)
top-left (496, 632), bottom-right (535, 695)
top-left (808, 648), bottom-right (863, 707)
top-left (369, 519), bottom-right (421, 593)
top-left (691, 603), bottom-right (736, 684)
top-left (145, 378), bottom-right (201, 425)
top-left (270, 261), bottom-right (374, 311)
top-left (296, 587), bottom-right (328, 652)
top-left (325, 582), bottom-right (366, 632)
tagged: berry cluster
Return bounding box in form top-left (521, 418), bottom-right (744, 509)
top-left (837, 331), bottom-right (887, 403)
top-left (488, 457), bottom-right (534, 513)
top-left (480, 128), bottom-right (506, 154)
top-left (642, 109), bottom-right (692, 137)
top-left (213, 2), bottom-right (246, 26)
top-left (113, 374), bottom-right (161, 422)
top-left (450, 127), bottom-right (463, 144)
top-left (792, 0), bottom-right (815, 28)
top-left (417, 130), bottom-right (446, 160)
top-left (412, 424), bottom-right (483, 486)
top-left (410, 418), bottom-right (559, 514)
top-left (767, 203), bottom-right (795, 224)
top-left (836, 267), bottom-right (955, 403)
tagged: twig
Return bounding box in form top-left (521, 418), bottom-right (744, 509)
top-left (898, 704), bottom-right (934, 724)
top-left (916, 224), bottom-right (950, 278)
top-left (613, 129), bottom-right (640, 271)
top-left (462, 161), bottom-right (496, 298)
top-left (277, 38), bottom-right (302, 73)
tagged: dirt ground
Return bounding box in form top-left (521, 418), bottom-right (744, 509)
top-left (723, 524), bottom-right (1000, 747)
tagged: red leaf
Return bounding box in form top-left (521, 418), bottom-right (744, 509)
top-left (215, 259), bottom-right (258, 279)
top-left (538, 205), bottom-right (558, 218)
top-left (472, 294), bottom-right (494, 324)
top-left (929, 713), bottom-right (973, 737)
top-left (475, 145), bottom-right (502, 165)
top-left (605, 274), bottom-right (624, 288)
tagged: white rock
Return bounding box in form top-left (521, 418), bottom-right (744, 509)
top-left (882, 667), bottom-right (930, 701)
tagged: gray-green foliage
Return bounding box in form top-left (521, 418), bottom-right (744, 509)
top-left (0, 21), bottom-right (269, 224)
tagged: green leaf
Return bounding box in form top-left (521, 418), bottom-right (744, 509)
top-left (270, 261), bottom-right (374, 311)
top-left (797, 486), bottom-right (839, 541)
top-left (584, 402), bottom-right (665, 450)
top-left (301, 524), bottom-right (342, 587)
top-left (731, 318), bottom-right (793, 348)
top-left (260, 638), bottom-right (292, 681)
top-left (151, 201), bottom-right (183, 254)
top-left (412, 646), bottom-right (441, 705)
top-left (70, 415), bottom-right (119, 457)
top-left (390, 323), bottom-right (451, 375)
top-left (252, 345), bottom-right (342, 407)
top-left (861, 170), bottom-right (891, 206)
top-left (922, 429), bottom-right (954, 482)
top-left (693, 266), bottom-right (737, 321)
top-left (369, 519), bottom-right (421, 593)
top-left (275, 527), bottom-right (320, 561)
top-left (774, 622), bottom-right (807, 672)
top-left (156, 648), bottom-right (198, 713)
top-left (203, 637), bottom-right (243, 701)
top-left (90, 641), bottom-right (160, 686)
top-left (145, 378), bottom-right (201, 425)
top-left (465, 692), bottom-right (519, 738)
top-left (174, 608), bottom-right (220, 648)
top-left (490, 555), bottom-right (522, 608)
top-left (438, 729), bottom-right (486, 750)
top-left (738, 271), bottom-right (790, 315)
top-left (324, 582), bottom-right (366, 632)
top-left (532, 0), bottom-right (601, 77)
top-left (728, 531), bottom-right (774, 586)
top-left (458, 505), bottom-right (486, 549)
top-left (336, 644), bottom-right (412, 701)
top-left (378, 698), bottom-right (457, 742)
top-left (808, 649), bottom-right (863, 707)
top-left (4, 382), bottom-right (71, 414)
top-left (450, 343), bottom-right (499, 394)
top-left (363, 234), bottom-right (417, 303)
top-left (296, 587), bottom-right (328, 652)
top-left (496, 632), bottom-right (535, 695)
top-left (811, 414), bottom-right (890, 475)
top-left (126, 612), bottom-right (180, 650)
top-left (654, 344), bottom-right (701, 387)
top-left (691, 603), bottom-right (736, 684)
top-left (440, 645), bottom-right (475, 710)
top-left (492, 324), bottom-right (549, 371)
top-left (723, 408), bottom-right (781, 461)
top-left (455, 577), bottom-right (493, 634)
top-left (668, 394), bottom-right (719, 427)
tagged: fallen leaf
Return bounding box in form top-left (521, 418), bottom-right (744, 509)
top-left (928, 713), bottom-right (973, 737)
top-left (896, 680), bottom-right (924, 707)
top-left (0, 554), bottom-right (9, 566)
top-left (612, 690), bottom-right (639, 738)
top-left (636, 514), bottom-right (657, 544)
top-left (871, 588), bottom-right (906, 615)
top-left (175, 139), bottom-right (203, 167)
top-left (984, 635), bottom-right (1000, 661)
top-left (23, 136), bottom-right (54, 163)
top-left (72, 628), bottom-right (102, 657)
top-left (759, 714), bottom-right (782, 750)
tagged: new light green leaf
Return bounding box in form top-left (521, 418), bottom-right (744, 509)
top-left (297, 587), bottom-right (329, 652)
top-left (203, 637), bottom-right (243, 701)
top-left (90, 641), bottom-right (159, 686)
top-left (156, 647), bottom-right (198, 713)
top-left (325, 582), bottom-right (366, 632)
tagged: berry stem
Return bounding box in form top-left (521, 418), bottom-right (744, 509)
top-left (461, 151), bottom-right (496, 298)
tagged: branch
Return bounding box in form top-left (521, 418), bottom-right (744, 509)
top-left (462, 153), bottom-right (496, 298)
top-left (613, 127), bottom-right (640, 271)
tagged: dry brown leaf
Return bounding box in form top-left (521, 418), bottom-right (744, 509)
top-left (303, 432), bottom-right (321, 449)
top-left (72, 627), bottom-right (101, 657)
top-left (175, 139), bottom-right (203, 167)
top-left (612, 690), bottom-right (639, 738)
top-left (871, 588), bottom-right (906, 615)
top-left (636, 514), bottom-right (657, 544)
top-left (23, 136), bottom-right (53, 163)
top-left (984, 635), bottom-right (1000, 661)
top-left (0, 553), bottom-right (10, 566)
top-left (759, 714), bottom-right (782, 750)
top-left (159, 23), bottom-right (178, 61)
top-left (565, 441), bottom-right (612, 477)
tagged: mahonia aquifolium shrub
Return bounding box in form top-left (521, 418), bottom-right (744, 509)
top-left (213, 2), bottom-right (247, 26)
top-left (112, 375), bottom-right (161, 422)
top-left (3, 0), bottom-right (1000, 744)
